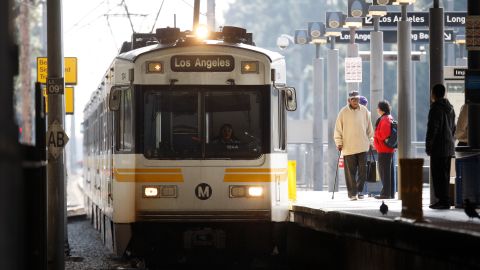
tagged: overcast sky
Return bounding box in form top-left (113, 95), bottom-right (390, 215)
top-left (63, 0), bottom-right (231, 130)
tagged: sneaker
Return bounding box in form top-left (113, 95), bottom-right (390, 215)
top-left (357, 194), bottom-right (364, 199)
top-left (349, 196), bottom-right (357, 201)
top-left (374, 195), bottom-right (389, 200)
top-left (429, 202), bottom-right (450, 210)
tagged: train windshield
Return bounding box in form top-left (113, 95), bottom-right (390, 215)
top-left (142, 86), bottom-right (267, 159)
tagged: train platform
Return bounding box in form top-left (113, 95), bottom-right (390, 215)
top-left (66, 178), bottom-right (480, 269)
top-left (290, 188), bottom-right (480, 269)
top-left (292, 188), bottom-right (480, 232)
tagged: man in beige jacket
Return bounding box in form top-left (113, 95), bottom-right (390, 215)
top-left (334, 91), bottom-right (374, 200)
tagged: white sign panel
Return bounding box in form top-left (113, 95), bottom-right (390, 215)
top-left (47, 120), bottom-right (69, 159)
top-left (345, 57), bottom-right (362, 83)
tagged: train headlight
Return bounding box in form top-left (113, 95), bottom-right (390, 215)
top-left (143, 186), bottom-right (159, 198)
top-left (248, 186), bottom-right (263, 197)
top-left (143, 185), bottom-right (178, 198)
top-left (241, 61), bottom-right (259, 74)
top-left (195, 24), bottom-right (209, 40)
top-left (229, 185), bottom-right (263, 198)
top-left (146, 61), bottom-right (164, 73)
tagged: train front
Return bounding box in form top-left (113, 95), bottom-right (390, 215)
top-left (111, 27), bottom-right (296, 260)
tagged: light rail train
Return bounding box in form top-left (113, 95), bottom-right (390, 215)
top-left (82, 26), bottom-right (297, 261)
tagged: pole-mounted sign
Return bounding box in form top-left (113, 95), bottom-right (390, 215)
top-left (46, 120), bottom-right (69, 159)
top-left (336, 29), bottom-right (455, 44)
top-left (46, 77), bottom-right (64, 95)
top-left (37, 57), bottom-right (77, 85)
top-left (363, 11), bottom-right (466, 28)
top-left (345, 57), bottom-right (362, 83)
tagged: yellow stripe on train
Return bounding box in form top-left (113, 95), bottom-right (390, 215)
top-left (114, 168), bottom-right (184, 182)
top-left (223, 168), bottom-right (288, 182)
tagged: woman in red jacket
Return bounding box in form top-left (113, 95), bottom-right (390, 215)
top-left (374, 100), bottom-right (395, 199)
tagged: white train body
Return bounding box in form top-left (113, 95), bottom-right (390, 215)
top-left (83, 27), bottom-right (296, 257)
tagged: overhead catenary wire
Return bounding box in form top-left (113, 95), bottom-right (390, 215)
top-left (105, 15), bottom-right (119, 52)
top-left (150, 0), bottom-right (165, 33)
top-left (181, 0), bottom-right (207, 16)
top-left (66, 0), bottom-right (107, 33)
top-left (121, 0), bottom-right (135, 33)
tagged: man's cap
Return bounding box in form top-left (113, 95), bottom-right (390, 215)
top-left (348, 91), bottom-right (360, 100)
top-left (359, 95), bottom-right (368, 106)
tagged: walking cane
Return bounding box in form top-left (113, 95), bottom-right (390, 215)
top-left (332, 150), bottom-right (341, 199)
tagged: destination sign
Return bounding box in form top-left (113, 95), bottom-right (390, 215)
top-left (336, 29), bottom-right (454, 44)
top-left (367, 12), bottom-right (429, 27)
top-left (363, 11), bottom-right (466, 28)
top-left (171, 55), bottom-right (234, 72)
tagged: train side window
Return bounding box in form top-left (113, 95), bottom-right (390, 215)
top-left (272, 88), bottom-right (280, 150)
top-left (279, 89), bottom-right (286, 151)
top-left (123, 88), bottom-right (133, 150)
top-left (115, 87), bottom-right (133, 151)
top-left (155, 112), bottom-right (162, 147)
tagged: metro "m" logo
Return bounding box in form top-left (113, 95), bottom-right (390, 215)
top-left (195, 183), bottom-right (212, 200)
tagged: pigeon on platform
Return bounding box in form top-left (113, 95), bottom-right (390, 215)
top-left (380, 201), bottom-right (388, 216)
top-left (464, 199), bottom-right (480, 220)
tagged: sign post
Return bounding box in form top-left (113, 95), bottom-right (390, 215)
top-left (46, 0), bottom-right (67, 269)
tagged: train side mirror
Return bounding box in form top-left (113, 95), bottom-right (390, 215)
top-left (109, 88), bottom-right (122, 111)
top-left (283, 87), bottom-right (297, 111)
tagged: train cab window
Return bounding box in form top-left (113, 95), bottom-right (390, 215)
top-left (142, 86), bottom-right (267, 160)
top-left (144, 90), bottom-right (200, 159)
top-left (204, 90), bottom-right (264, 159)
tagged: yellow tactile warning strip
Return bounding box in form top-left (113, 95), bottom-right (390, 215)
top-left (114, 168), bottom-right (184, 182)
top-left (223, 168), bottom-right (288, 182)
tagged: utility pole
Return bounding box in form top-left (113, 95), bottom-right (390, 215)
top-left (327, 37), bottom-right (339, 192)
top-left (19, 0), bottom-right (32, 144)
top-left (397, 2), bottom-right (413, 200)
top-left (370, 13), bottom-right (384, 122)
top-left (0, 0), bottom-right (24, 269)
top-left (207, 0), bottom-right (216, 31)
top-left (429, 0), bottom-right (444, 204)
top-left (47, 0), bottom-right (67, 269)
top-left (313, 45), bottom-right (324, 191)
top-left (193, 0), bottom-right (200, 31)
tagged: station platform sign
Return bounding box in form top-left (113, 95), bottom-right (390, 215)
top-left (37, 57), bottom-right (77, 85)
top-left (43, 87), bottom-right (74, 114)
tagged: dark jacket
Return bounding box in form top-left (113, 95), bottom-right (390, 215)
top-left (425, 98), bottom-right (456, 157)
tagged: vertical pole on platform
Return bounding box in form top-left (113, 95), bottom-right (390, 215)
top-left (46, 0), bottom-right (66, 269)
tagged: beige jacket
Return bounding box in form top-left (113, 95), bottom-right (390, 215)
top-left (455, 104), bottom-right (468, 143)
top-left (334, 104), bottom-right (374, 156)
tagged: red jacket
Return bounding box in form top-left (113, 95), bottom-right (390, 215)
top-left (374, 114), bottom-right (395, 153)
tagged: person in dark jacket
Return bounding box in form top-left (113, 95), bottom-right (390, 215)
top-left (374, 100), bottom-right (395, 199)
top-left (426, 84), bottom-right (456, 210)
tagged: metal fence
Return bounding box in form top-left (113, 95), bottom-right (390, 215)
top-left (287, 141), bottom-right (429, 190)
